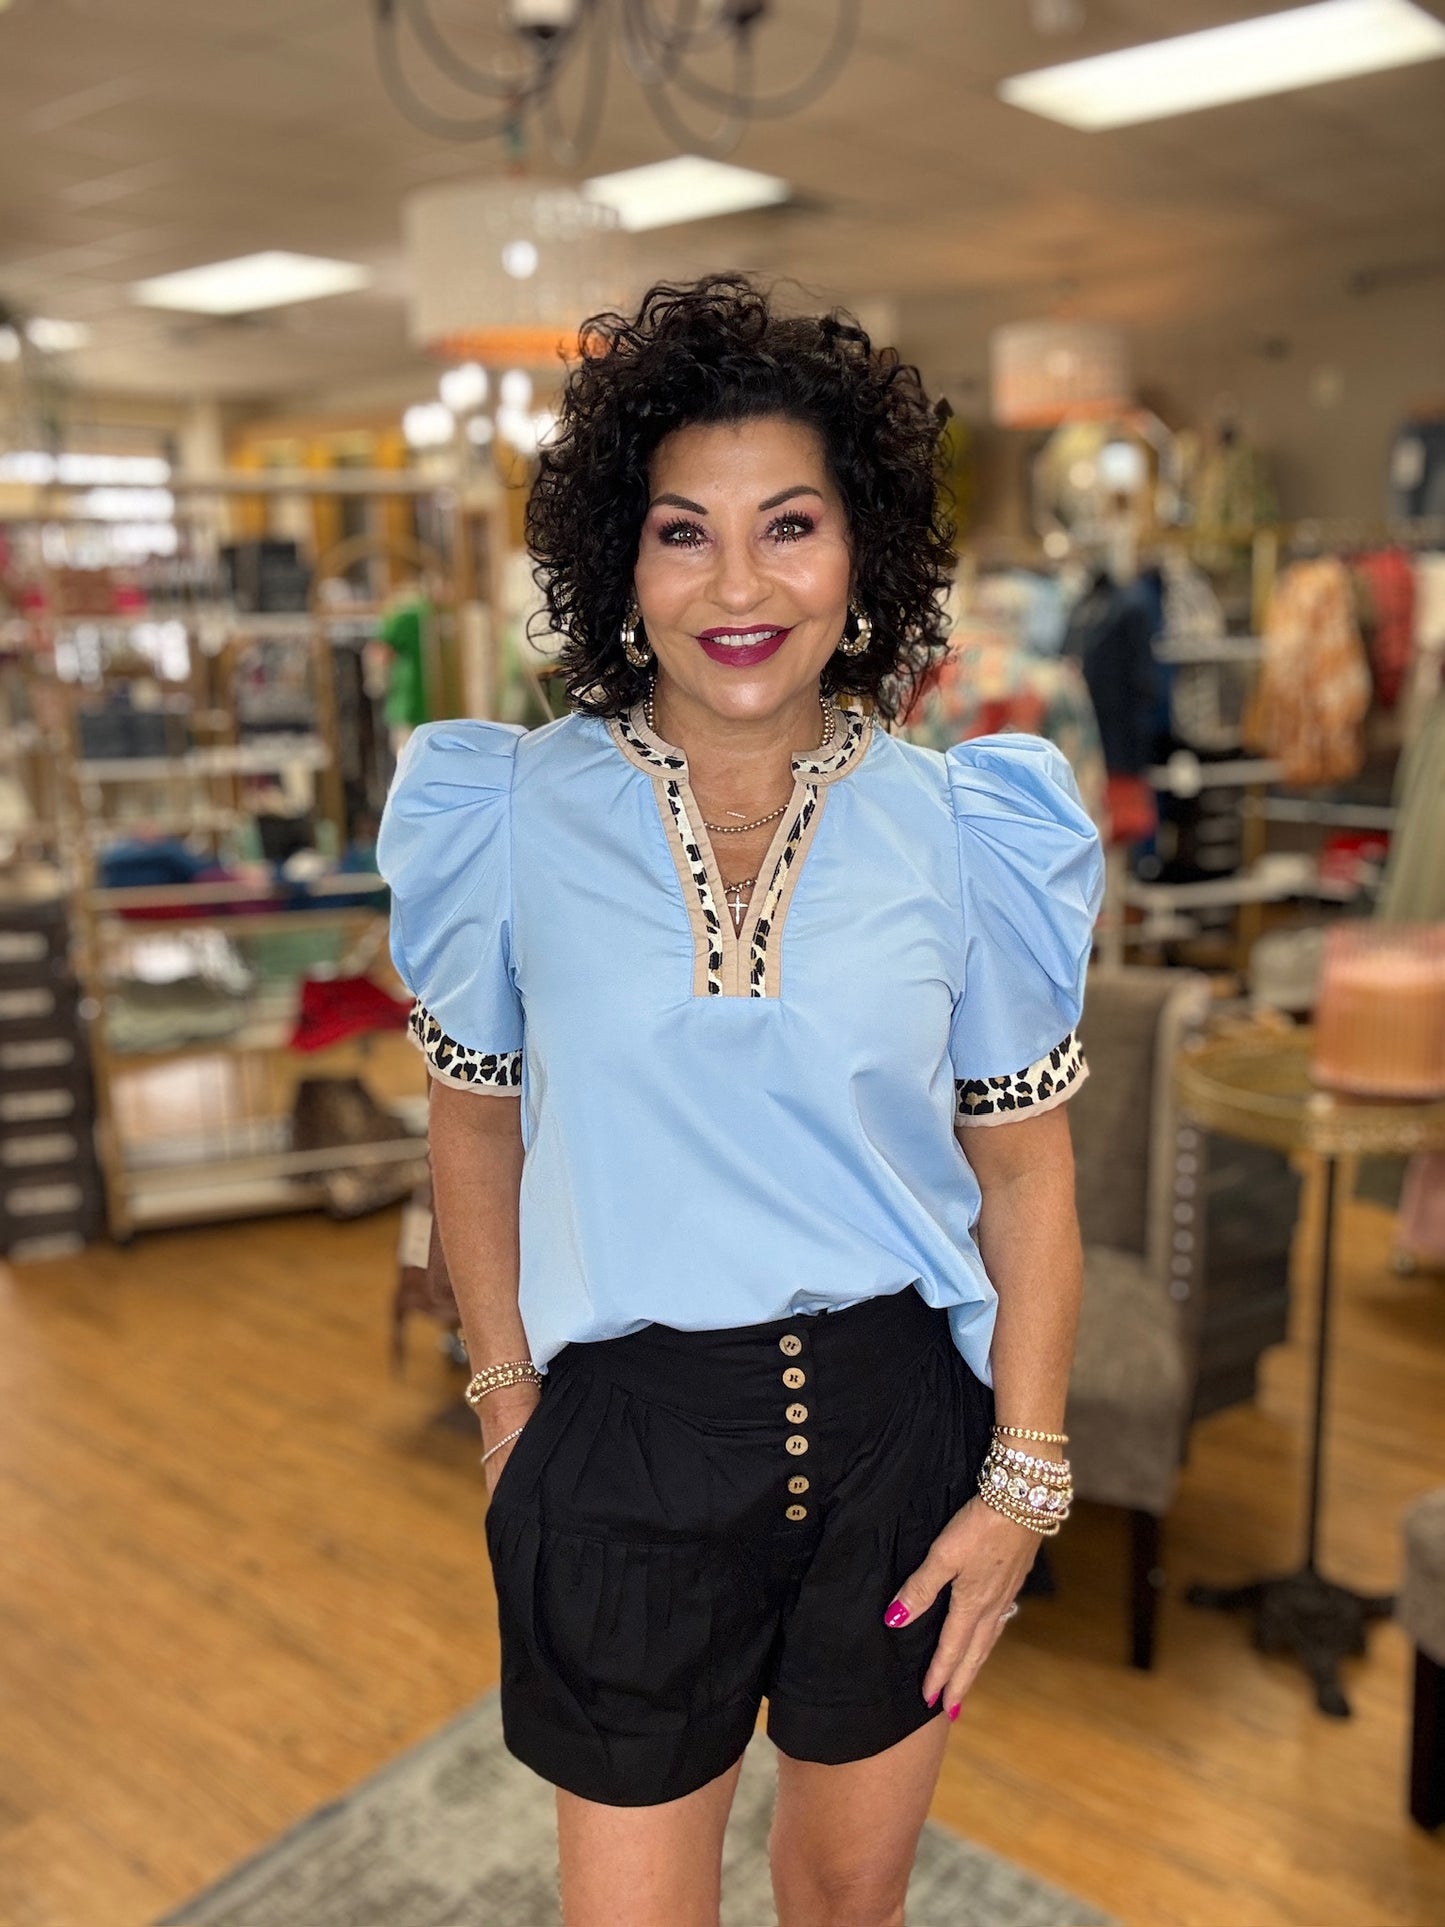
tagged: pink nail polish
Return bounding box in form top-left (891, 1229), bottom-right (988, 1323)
top-left (884, 1600), bottom-right (910, 1628)
top-left (947, 1702), bottom-right (960, 1721)
top-left (926, 1687), bottom-right (941, 1707)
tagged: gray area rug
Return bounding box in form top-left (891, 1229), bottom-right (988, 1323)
top-left (158, 1693), bottom-right (1114, 1927)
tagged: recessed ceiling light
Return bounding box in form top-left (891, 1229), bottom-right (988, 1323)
top-left (582, 156), bottom-right (789, 231)
top-left (403, 402), bottom-right (455, 449)
top-left (25, 316), bottom-right (90, 352)
top-left (999, 0), bottom-right (1445, 130)
top-left (501, 239), bottom-right (539, 279)
top-left (131, 251), bottom-right (372, 315)
top-left (499, 369), bottom-right (534, 410)
top-left (439, 362), bottom-right (489, 413)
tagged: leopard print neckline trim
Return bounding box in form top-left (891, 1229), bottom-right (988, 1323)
top-left (610, 699), bottom-right (872, 786)
top-left (605, 701), bottom-right (869, 999)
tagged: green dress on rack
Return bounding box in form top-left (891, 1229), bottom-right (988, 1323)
top-left (379, 599), bottom-right (432, 731)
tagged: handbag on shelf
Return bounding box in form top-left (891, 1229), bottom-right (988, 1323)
top-left (289, 1075), bottom-right (427, 1221)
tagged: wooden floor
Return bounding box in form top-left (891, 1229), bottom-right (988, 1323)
top-left (1, 1168), bottom-right (1443, 1927)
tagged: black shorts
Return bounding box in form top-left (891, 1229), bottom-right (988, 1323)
top-left (483, 1282), bottom-right (995, 1808)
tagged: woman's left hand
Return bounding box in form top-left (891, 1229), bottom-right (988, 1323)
top-left (884, 1495), bottom-right (1041, 1719)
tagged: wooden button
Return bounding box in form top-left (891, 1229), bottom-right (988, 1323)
top-left (782, 1367), bottom-right (806, 1389)
top-left (785, 1434), bottom-right (809, 1455)
top-left (785, 1504), bottom-right (808, 1522)
top-left (787, 1475), bottom-right (809, 1494)
top-left (785, 1403), bottom-right (808, 1424)
top-left (779, 1334), bottom-right (802, 1356)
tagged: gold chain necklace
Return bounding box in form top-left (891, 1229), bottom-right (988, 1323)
top-left (642, 688), bottom-right (836, 836)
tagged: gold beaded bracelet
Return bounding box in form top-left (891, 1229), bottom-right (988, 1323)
top-left (464, 1360), bottom-right (543, 1408)
top-left (994, 1423), bottom-right (1069, 1444)
top-left (979, 1487), bottom-right (1068, 1537)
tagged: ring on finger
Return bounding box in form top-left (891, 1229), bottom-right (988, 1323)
top-left (998, 1602), bottom-right (1019, 1623)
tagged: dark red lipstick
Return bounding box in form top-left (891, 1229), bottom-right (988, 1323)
top-left (695, 624), bottom-right (793, 668)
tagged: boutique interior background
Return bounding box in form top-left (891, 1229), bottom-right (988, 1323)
top-left (2, 3), bottom-right (1445, 1926)
top-left (0, 0), bottom-right (1442, 513)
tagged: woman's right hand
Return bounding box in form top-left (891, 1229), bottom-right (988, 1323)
top-left (479, 1383), bottom-right (541, 1497)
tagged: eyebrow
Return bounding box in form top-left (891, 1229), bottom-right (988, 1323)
top-left (648, 485), bottom-right (825, 516)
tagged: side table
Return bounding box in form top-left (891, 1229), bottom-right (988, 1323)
top-left (1175, 1024), bottom-right (1445, 1717)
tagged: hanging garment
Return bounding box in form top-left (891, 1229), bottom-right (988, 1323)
top-left (1159, 551), bottom-right (1227, 650)
top-left (1244, 556), bottom-right (1371, 788)
top-left (1388, 417), bottom-right (1445, 521)
top-left (378, 599), bottom-right (433, 730)
top-left (1190, 431), bottom-right (1278, 572)
top-left (1062, 574), bottom-right (1160, 777)
top-left (1352, 548), bottom-right (1415, 709)
top-left (901, 624), bottom-right (1108, 829)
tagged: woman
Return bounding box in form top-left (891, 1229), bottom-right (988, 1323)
top-left (378, 276), bottom-right (1104, 1927)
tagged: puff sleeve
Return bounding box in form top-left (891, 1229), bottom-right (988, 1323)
top-left (377, 719), bottom-right (525, 1093)
top-left (946, 734), bottom-right (1105, 1126)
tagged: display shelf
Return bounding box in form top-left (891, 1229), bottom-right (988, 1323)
top-left (87, 807), bottom-right (248, 843)
top-left (1125, 862), bottom-right (1355, 918)
top-left (76, 737), bottom-right (329, 782)
top-left (15, 474), bottom-right (482, 1242)
top-left (119, 1098), bottom-right (428, 1229)
top-left (1260, 798), bottom-right (1397, 830)
top-left (1145, 755), bottom-right (1283, 793)
top-left (88, 875), bottom-right (386, 914)
top-left (1153, 636), bottom-right (1266, 666)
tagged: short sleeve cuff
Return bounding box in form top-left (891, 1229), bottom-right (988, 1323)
top-left (955, 1030), bottom-right (1087, 1127)
top-left (408, 1002), bottom-right (522, 1094)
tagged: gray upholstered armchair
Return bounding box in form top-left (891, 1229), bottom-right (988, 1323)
top-left (1401, 1489), bottom-right (1445, 1828)
top-left (1066, 965), bottom-right (1214, 1669)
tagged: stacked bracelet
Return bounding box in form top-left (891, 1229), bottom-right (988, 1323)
top-left (977, 1439), bottom-right (1074, 1537)
top-left (994, 1423), bottom-right (1069, 1444)
top-left (464, 1359), bottom-right (542, 1408)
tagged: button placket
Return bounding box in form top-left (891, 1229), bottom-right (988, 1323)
top-left (778, 1333), bottom-right (811, 1519)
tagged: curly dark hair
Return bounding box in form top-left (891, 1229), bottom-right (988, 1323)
top-left (526, 273), bottom-right (955, 722)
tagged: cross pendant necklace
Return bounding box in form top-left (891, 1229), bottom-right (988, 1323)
top-left (724, 876), bottom-right (757, 931)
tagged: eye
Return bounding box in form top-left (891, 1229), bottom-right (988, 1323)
top-left (768, 513), bottom-right (816, 543)
top-left (657, 518), bottom-right (707, 547)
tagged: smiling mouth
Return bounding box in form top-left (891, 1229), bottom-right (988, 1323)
top-left (696, 625), bottom-right (790, 649)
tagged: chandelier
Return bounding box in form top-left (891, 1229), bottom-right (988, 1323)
top-left (371, 0), bottom-right (861, 160)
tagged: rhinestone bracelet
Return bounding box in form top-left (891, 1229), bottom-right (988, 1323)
top-left (978, 1444), bottom-right (1073, 1535)
top-left (480, 1425), bottom-right (526, 1466)
top-left (993, 1443), bottom-right (1072, 1477)
top-left (464, 1359), bottom-right (542, 1408)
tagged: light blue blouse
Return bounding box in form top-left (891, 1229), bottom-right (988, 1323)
top-left (377, 700), bottom-right (1104, 1386)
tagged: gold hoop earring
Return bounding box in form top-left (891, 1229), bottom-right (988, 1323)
top-left (621, 603), bottom-right (652, 670)
top-left (837, 602), bottom-right (871, 657)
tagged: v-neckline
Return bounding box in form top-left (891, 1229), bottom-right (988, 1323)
top-left (607, 700), bottom-right (873, 998)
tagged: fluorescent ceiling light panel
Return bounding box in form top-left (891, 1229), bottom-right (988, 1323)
top-left (999, 0), bottom-right (1445, 130)
top-left (132, 251), bottom-right (372, 314)
top-left (582, 157), bottom-right (789, 231)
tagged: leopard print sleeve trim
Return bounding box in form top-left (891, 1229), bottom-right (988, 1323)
top-left (954, 1030), bottom-right (1087, 1127)
top-left (407, 1002), bottom-right (522, 1094)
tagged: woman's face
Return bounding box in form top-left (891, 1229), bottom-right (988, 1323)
top-left (631, 414), bottom-right (852, 725)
